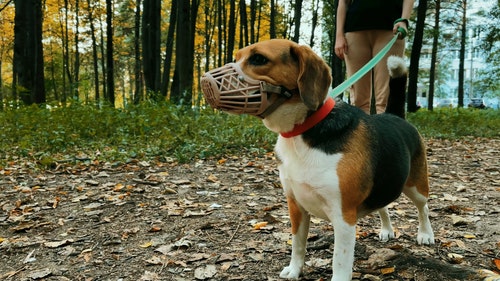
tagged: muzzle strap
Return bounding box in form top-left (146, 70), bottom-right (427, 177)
top-left (257, 87), bottom-right (296, 118)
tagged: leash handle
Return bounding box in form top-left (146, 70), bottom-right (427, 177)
top-left (328, 31), bottom-right (402, 98)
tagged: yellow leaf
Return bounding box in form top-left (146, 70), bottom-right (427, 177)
top-left (140, 241), bottom-right (153, 248)
top-left (380, 267), bottom-right (395, 275)
top-left (113, 183), bottom-right (125, 192)
top-left (463, 234), bottom-right (476, 239)
top-left (253, 221), bottom-right (268, 230)
top-left (0, 237), bottom-right (5, 243)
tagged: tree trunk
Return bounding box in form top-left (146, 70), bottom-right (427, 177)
top-left (457, 0), bottom-right (467, 108)
top-left (134, 0), bottom-right (143, 104)
top-left (270, 0), bottom-right (276, 39)
top-left (407, 0), bottom-right (427, 113)
top-left (249, 0), bottom-right (256, 44)
top-left (100, 14), bottom-right (107, 102)
top-left (226, 0), bottom-right (236, 64)
top-left (63, 0), bottom-right (73, 103)
top-left (203, 1), bottom-right (215, 71)
top-left (160, 0), bottom-right (177, 99)
top-left (309, 0), bottom-right (319, 47)
top-left (171, 0), bottom-right (197, 105)
top-left (428, 0), bottom-right (440, 111)
top-left (87, 0), bottom-right (100, 102)
top-left (292, 0), bottom-right (302, 43)
top-left (239, 0), bottom-right (248, 48)
top-left (142, 0), bottom-right (161, 98)
top-left (106, 0), bottom-right (115, 106)
top-left (74, 0), bottom-right (80, 101)
top-left (13, 0), bottom-right (45, 105)
top-left (217, 0), bottom-right (224, 67)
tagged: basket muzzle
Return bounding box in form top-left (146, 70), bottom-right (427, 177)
top-left (200, 63), bottom-right (293, 118)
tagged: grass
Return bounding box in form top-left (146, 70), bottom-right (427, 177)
top-left (0, 103), bottom-right (498, 167)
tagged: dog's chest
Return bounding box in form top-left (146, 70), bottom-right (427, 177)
top-left (276, 137), bottom-right (343, 220)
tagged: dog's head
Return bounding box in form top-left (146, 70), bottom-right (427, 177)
top-left (201, 39), bottom-right (332, 133)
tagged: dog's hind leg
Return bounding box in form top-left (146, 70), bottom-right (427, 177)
top-left (378, 207), bottom-right (395, 242)
top-left (403, 186), bottom-right (435, 245)
top-left (280, 196), bottom-right (311, 279)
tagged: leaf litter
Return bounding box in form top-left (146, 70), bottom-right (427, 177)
top-left (0, 138), bottom-right (499, 280)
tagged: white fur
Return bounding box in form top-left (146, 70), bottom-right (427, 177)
top-left (276, 136), bottom-right (357, 281)
top-left (387, 55), bottom-right (408, 78)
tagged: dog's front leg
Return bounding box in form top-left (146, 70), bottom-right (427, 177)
top-left (331, 215), bottom-right (356, 281)
top-left (280, 196), bottom-right (310, 279)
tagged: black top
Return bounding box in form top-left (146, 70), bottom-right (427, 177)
top-left (344, 0), bottom-right (403, 32)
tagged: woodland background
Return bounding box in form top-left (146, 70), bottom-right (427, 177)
top-left (0, 0), bottom-right (498, 112)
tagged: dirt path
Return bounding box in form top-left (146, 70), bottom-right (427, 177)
top-left (1, 138), bottom-right (499, 281)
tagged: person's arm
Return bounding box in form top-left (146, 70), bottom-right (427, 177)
top-left (334, 0), bottom-right (348, 60)
top-left (393, 0), bottom-right (414, 38)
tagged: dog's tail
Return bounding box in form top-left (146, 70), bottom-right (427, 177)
top-left (385, 56), bottom-right (408, 119)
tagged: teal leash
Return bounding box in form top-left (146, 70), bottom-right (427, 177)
top-left (328, 28), bottom-right (406, 98)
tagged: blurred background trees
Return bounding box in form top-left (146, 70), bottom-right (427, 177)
top-left (0, 0), bottom-right (497, 109)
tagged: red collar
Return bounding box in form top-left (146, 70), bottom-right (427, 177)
top-left (280, 97), bottom-right (335, 138)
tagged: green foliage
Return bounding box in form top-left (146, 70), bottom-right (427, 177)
top-left (0, 102), bottom-right (276, 166)
top-left (0, 104), bottom-right (498, 167)
top-left (407, 108), bottom-right (500, 139)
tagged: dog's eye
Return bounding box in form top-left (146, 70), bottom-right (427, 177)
top-left (249, 54), bottom-right (269, 66)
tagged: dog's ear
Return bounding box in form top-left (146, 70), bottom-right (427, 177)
top-left (291, 45), bottom-right (332, 110)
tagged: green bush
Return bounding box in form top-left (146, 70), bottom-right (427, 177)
top-left (407, 108), bottom-right (500, 139)
top-left (0, 103), bottom-right (498, 167)
top-left (0, 102), bottom-right (275, 166)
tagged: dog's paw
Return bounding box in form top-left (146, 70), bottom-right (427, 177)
top-left (379, 229), bottom-right (395, 242)
top-left (279, 265), bottom-right (301, 280)
top-left (417, 231), bottom-right (435, 245)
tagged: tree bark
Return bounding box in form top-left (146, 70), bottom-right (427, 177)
top-left (74, 0), bottom-right (80, 101)
top-left (270, 0), bottom-right (276, 39)
top-left (428, 0), bottom-right (440, 111)
top-left (407, 0), bottom-right (427, 113)
top-left (87, 0), bottom-right (100, 102)
top-left (171, 0), bottom-right (198, 105)
top-left (142, 0), bottom-right (161, 98)
top-left (457, 0), bottom-right (467, 108)
top-left (292, 0), bottom-right (303, 43)
top-left (134, 0), bottom-right (143, 103)
top-left (239, 0), bottom-right (248, 48)
top-left (13, 0), bottom-right (45, 105)
top-left (105, 0), bottom-right (115, 106)
top-left (160, 0), bottom-right (177, 99)
top-left (226, 0), bottom-right (236, 64)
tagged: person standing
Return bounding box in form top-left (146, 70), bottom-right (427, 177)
top-left (335, 0), bottom-right (414, 114)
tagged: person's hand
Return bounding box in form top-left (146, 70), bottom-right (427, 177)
top-left (393, 18), bottom-right (409, 39)
top-left (334, 35), bottom-right (347, 60)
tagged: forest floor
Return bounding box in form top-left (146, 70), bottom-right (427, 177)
top-left (1, 138), bottom-right (499, 281)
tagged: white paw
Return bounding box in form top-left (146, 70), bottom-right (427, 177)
top-left (417, 231), bottom-right (435, 245)
top-left (279, 265), bottom-right (301, 280)
top-left (379, 229), bottom-right (395, 242)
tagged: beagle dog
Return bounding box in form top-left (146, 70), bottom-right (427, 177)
top-left (201, 39), bottom-right (435, 281)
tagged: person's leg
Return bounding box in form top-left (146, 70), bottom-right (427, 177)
top-left (345, 31), bottom-right (373, 113)
top-left (372, 30), bottom-right (405, 113)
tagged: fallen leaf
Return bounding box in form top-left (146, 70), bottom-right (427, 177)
top-left (148, 226), bottom-right (162, 232)
top-left (253, 221), bottom-right (268, 230)
top-left (494, 259), bottom-right (500, 270)
top-left (194, 264), bottom-right (217, 280)
top-left (140, 241), bottom-right (153, 248)
top-left (380, 267), bottom-right (396, 275)
top-left (28, 268), bottom-right (51, 279)
top-left (44, 239), bottom-right (73, 248)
